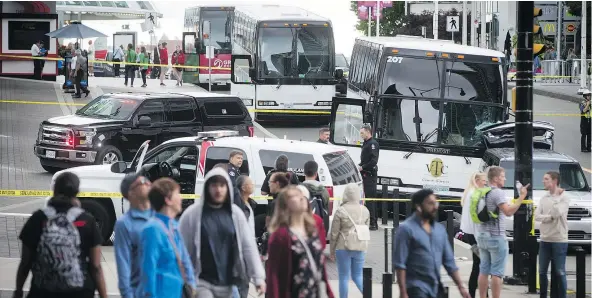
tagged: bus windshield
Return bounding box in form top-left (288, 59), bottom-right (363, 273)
top-left (200, 10), bottom-right (232, 54)
top-left (378, 57), bottom-right (504, 147)
top-left (259, 26), bottom-right (333, 79)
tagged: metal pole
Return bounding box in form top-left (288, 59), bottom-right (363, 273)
top-left (208, 49), bottom-right (212, 92)
top-left (376, 1), bottom-right (380, 37)
top-left (557, 1), bottom-right (563, 62)
top-left (480, 1), bottom-right (487, 48)
top-left (433, 0), bottom-right (439, 39)
top-left (510, 0), bottom-right (534, 285)
top-left (576, 247), bottom-right (586, 298)
top-left (382, 184), bottom-right (388, 225)
top-left (363, 268), bottom-right (373, 298)
top-left (582, 0), bottom-right (588, 90)
top-left (471, 1), bottom-right (477, 46)
top-left (368, 6), bottom-right (373, 37)
top-left (462, 1), bottom-right (468, 45)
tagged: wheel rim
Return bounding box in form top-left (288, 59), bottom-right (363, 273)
top-left (102, 152), bottom-right (119, 164)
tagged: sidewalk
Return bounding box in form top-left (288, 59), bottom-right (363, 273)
top-left (508, 81), bottom-right (584, 103)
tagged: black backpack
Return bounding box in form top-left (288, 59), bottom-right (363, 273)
top-left (304, 184), bottom-right (329, 234)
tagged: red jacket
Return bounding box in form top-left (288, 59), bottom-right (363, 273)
top-left (159, 48), bottom-right (168, 65)
top-left (173, 51), bottom-right (185, 65)
top-left (266, 215), bottom-right (334, 298)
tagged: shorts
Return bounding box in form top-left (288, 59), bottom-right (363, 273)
top-left (475, 231), bottom-right (508, 277)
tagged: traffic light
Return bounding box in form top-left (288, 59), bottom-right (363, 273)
top-left (533, 7), bottom-right (545, 56)
top-left (534, 8), bottom-right (542, 17)
top-left (533, 43), bottom-right (547, 56)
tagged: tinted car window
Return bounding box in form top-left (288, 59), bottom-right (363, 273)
top-left (205, 147), bottom-right (249, 175)
top-left (145, 145), bottom-right (197, 165)
top-left (501, 161), bottom-right (589, 191)
top-left (258, 149), bottom-right (314, 181)
top-left (322, 151), bottom-right (361, 185)
top-left (168, 98), bottom-right (197, 122)
top-left (204, 101), bottom-right (244, 116)
top-left (137, 100), bottom-right (165, 123)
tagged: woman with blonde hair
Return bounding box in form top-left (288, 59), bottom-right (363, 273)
top-left (266, 186), bottom-right (334, 298)
top-left (329, 183), bottom-right (370, 298)
top-left (459, 172), bottom-right (488, 298)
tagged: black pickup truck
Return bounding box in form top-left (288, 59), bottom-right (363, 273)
top-left (34, 92), bottom-right (254, 173)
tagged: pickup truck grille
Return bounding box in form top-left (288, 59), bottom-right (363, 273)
top-left (567, 207), bottom-right (591, 220)
top-left (40, 125), bottom-right (73, 146)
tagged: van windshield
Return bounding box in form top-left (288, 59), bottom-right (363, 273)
top-left (323, 151), bottom-right (361, 186)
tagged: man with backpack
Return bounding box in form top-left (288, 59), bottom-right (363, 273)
top-left (472, 166), bottom-right (529, 298)
top-left (114, 172), bottom-right (154, 298)
top-left (260, 154), bottom-right (299, 196)
top-left (302, 160), bottom-right (330, 235)
top-left (14, 172), bottom-right (107, 298)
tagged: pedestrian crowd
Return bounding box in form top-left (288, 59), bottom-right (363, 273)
top-left (10, 126), bottom-right (572, 298)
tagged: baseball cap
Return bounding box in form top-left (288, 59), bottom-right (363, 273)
top-left (120, 172), bottom-right (142, 198)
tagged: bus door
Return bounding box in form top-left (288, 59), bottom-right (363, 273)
top-left (182, 32), bottom-right (199, 85)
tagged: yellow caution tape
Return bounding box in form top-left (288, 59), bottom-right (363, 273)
top-left (0, 54), bottom-right (230, 71)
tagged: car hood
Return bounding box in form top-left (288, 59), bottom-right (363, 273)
top-left (45, 114), bottom-right (125, 127)
top-left (53, 164), bottom-right (126, 193)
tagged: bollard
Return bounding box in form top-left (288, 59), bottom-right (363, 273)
top-left (363, 267), bottom-right (373, 298)
top-left (446, 210), bottom-right (454, 252)
top-left (382, 273), bottom-right (393, 298)
top-left (391, 227), bottom-right (397, 284)
top-left (392, 188), bottom-right (400, 229)
top-left (575, 246), bottom-right (585, 298)
top-left (527, 235), bottom-right (537, 293)
top-left (406, 200), bottom-right (413, 217)
top-left (382, 184), bottom-right (388, 225)
top-left (441, 286), bottom-right (449, 298)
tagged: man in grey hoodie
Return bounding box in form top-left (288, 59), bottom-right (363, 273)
top-left (179, 168), bottom-right (265, 298)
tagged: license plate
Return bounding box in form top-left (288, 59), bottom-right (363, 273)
top-left (45, 150), bottom-right (56, 158)
top-left (423, 185), bottom-right (449, 192)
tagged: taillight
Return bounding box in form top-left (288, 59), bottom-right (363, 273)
top-left (67, 131), bottom-right (74, 146)
top-left (325, 186), bottom-right (334, 215)
top-left (248, 126), bottom-right (254, 137)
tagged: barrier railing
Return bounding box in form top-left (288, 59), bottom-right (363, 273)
top-left (507, 58), bottom-right (591, 85)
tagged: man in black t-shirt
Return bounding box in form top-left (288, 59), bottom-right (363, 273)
top-left (260, 154), bottom-right (299, 196)
top-left (14, 172), bottom-right (106, 298)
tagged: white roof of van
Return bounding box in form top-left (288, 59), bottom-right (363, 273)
top-left (356, 36), bottom-right (505, 58)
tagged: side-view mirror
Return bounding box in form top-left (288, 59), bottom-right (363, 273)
top-left (248, 67), bottom-right (256, 79)
top-left (231, 54), bottom-right (253, 84)
top-left (111, 161), bottom-right (127, 173)
top-left (138, 115), bottom-right (151, 126)
top-left (335, 69), bottom-right (344, 80)
top-left (363, 111), bottom-right (373, 124)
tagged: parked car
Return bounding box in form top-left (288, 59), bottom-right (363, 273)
top-left (34, 92), bottom-right (254, 173)
top-left (46, 131), bottom-right (363, 243)
top-left (479, 148), bottom-right (592, 247)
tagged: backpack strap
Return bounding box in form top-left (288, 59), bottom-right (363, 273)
top-left (66, 207), bottom-right (84, 222)
top-left (41, 206), bottom-right (57, 219)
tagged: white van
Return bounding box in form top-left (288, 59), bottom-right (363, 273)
top-left (46, 131), bottom-right (363, 243)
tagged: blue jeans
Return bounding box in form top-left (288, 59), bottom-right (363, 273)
top-left (335, 250), bottom-right (365, 298)
top-left (475, 232), bottom-right (508, 277)
top-left (539, 241), bottom-right (568, 298)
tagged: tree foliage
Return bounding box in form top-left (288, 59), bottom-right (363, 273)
top-left (350, 2), bottom-right (473, 44)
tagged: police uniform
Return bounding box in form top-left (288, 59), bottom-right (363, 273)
top-left (359, 137), bottom-right (379, 229)
top-left (227, 163), bottom-right (240, 184)
top-left (580, 92), bottom-right (591, 152)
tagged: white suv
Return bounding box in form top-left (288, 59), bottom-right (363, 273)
top-left (47, 131), bottom-right (363, 243)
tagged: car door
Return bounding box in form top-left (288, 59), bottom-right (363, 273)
top-left (164, 97), bottom-right (201, 142)
top-left (123, 99), bottom-right (167, 154)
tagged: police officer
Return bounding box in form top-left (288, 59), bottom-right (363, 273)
top-left (358, 123), bottom-right (379, 230)
top-left (227, 150), bottom-right (243, 184)
top-left (317, 127), bottom-right (330, 144)
top-left (580, 90), bottom-right (591, 152)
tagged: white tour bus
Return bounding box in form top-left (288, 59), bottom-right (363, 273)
top-left (331, 36), bottom-right (555, 215)
top-left (229, 4), bottom-right (337, 122)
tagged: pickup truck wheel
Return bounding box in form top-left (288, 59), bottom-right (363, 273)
top-left (80, 199), bottom-right (114, 245)
top-left (96, 146), bottom-right (122, 165)
top-left (41, 165), bottom-right (61, 173)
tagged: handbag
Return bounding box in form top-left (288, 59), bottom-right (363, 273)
top-left (157, 221), bottom-right (197, 298)
top-left (341, 205), bottom-right (371, 242)
top-left (292, 230), bottom-right (328, 298)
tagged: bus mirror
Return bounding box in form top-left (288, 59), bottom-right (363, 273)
top-left (231, 55), bottom-right (253, 84)
top-left (335, 69), bottom-right (344, 80)
top-left (249, 68), bottom-right (256, 79)
top-left (363, 111), bottom-right (373, 123)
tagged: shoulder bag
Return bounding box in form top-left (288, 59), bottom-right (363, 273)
top-left (157, 220), bottom-right (196, 298)
top-left (292, 230), bottom-right (328, 298)
top-left (341, 205), bottom-right (371, 241)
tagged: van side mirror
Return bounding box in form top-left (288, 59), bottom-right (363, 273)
top-left (138, 116), bottom-right (151, 127)
top-left (111, 161), bottom-right (127, 173)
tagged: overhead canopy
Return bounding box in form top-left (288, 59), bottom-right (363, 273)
top-left (57, 1), bottom-right (162, 21)
top-left (47, 21), bottom-right (108, 39)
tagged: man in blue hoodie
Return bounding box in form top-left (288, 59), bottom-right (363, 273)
top-left (114, 172), bottom-right (154, 298)
top-left (179, 167), bottom-right (265, 298)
